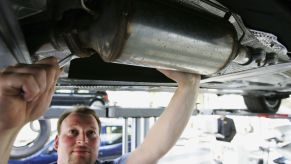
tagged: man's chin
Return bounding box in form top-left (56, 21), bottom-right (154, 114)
top-left (69, 155), bottom-right (92, 164)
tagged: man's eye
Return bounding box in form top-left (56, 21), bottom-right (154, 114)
top-left (87, 130), bottom-right (97, 137)
top-left (68, 129), bottom-right (78, 136)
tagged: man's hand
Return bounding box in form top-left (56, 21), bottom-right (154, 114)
top-left (0, 57), bottom-right (61, 130)
top-left (216, 133), bottom-right (225, 139)
top-left (158, 69), bottom-right (200, 88)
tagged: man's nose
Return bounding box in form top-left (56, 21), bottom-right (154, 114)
top-left (76, 132), bottom-right (88, 144)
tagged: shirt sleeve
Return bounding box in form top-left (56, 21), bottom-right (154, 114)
top-left (112, 153), bottom-right (130, 164)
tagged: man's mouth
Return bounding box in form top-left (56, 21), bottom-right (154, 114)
top-left (72, 148), bottom-right (90, 154)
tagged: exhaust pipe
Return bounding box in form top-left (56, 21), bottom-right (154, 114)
top-left (79, 0), bottom-right (238, 75)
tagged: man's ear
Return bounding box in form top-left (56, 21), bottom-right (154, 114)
top-left (54, 135), bottom-right (59, 151)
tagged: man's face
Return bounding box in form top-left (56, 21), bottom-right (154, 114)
top-left (54, 113), bottom-right (100, 164)
top-left (220, 115), bottom-right (226, 120)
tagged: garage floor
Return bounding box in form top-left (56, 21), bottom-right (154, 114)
top-left (159, 114), bottom-right (291, 164)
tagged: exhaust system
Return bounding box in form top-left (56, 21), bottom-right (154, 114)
top-left (80, 0), bottom-right (239, 75)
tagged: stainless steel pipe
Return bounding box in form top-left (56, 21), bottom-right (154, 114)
top-left (79, 0), bottom-right (238, 75)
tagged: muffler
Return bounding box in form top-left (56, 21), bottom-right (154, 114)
top-left (78, 0), bottom-right (238, 75)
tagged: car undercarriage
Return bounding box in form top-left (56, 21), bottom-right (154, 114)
top-left (1, 0), bottom-right (291, 113)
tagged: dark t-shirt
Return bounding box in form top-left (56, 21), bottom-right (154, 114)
top-left (50, 154), bottom-right (129, 164)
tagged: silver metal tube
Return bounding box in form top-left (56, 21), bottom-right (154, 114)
top-left (135, 118), bottom-right (142, 147)
top-left (81, 0), bottom-right (238, 75)
top-left (144, 118), bottom-right (150, 137)
top-left (116, 1), bottom-right (237, 75)
top-left (122, 118), bottom-right (129, 154)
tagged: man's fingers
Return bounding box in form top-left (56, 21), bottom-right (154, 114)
top-left (157, 69), bottom-right (177, 81)
top-left (157, 69), bottom-right (186, 83)
top-left (36, 56), bottom-right (58, 66)
top-left (0, 57), bottom-right (61, 101)
top-left (5, 57), bottom-right (61, 90)
top-left (2, 65), bottom-right (47, 93)
top-left (36, 57), bottom-right (61, 87)
top-left (157, 69), bottom-right (201, 86)
top-left (0, 73), bottom-right (40, 102)
top-left (20, 74), bottom-right (42, 101)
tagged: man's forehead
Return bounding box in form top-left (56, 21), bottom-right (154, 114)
top-left (62, 113), bottom-right (98, 128)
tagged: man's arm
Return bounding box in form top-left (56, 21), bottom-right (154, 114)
top-left (0, 57), bottom-right (61, 163)
top-left (228, 118), bottom-right (236, 142)
top-left (127, 69), bottom-right (200, 164)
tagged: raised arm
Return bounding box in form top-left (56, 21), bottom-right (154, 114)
top-left (127, 69), bottom-right (200, 164)
top-left (0, 57), bottom-right (61, 163)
